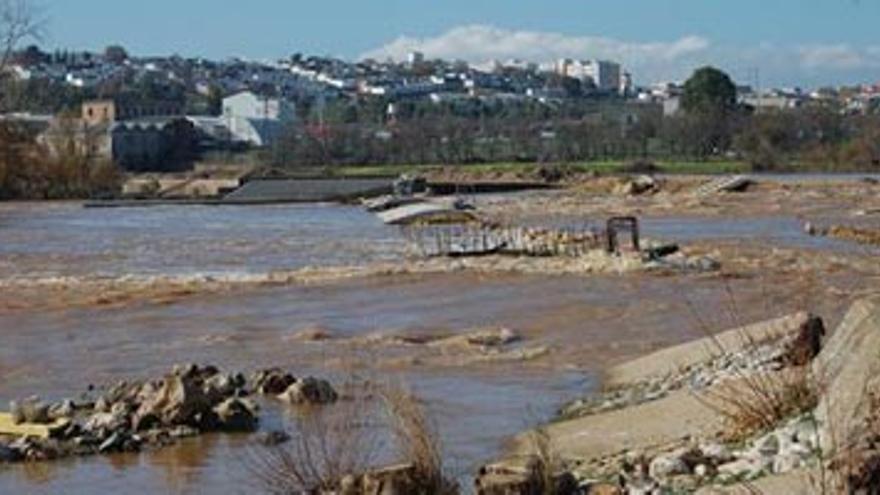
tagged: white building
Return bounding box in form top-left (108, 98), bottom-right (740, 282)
top-left (408, 51), bottom-right (425, 65)
top-left (221, 91), bottom-right (296, 147)
top-left (557, 59), bottom-right (622, 93)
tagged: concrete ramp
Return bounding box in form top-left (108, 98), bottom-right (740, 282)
top-left (606, 312), bottom-right (809, 388)
top-left (377, 201), bottom-right (478, 225)
top-left (693, 175), bottom-right (753, 197)
top-left (814, 296), bottom-right (880, 448)
top-left (223, 178), bottom-right (392, 203)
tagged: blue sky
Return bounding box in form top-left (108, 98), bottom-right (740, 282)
top-left (41, 0), bottom-right (880, 87)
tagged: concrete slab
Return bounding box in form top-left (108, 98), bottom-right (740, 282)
top-left (606, 312), bottom-right (809, 388)
top-left (0, 413), bottom-right (69, 439)
top-left (511, 388), bottom-right (723, 461)
top-left (814, 296), bottom-right (880, 449)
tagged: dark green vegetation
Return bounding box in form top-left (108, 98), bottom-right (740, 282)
top-left (0, 120), bottom-right (121, 200)
top-left (269, 67), bottom-right (880, 173)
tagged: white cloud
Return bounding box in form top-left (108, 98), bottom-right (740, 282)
top-left (362, 24), bottom-right (709, 69)
top-left (797, 44), bottom-right (875, 70)
top-left (362, 25), bottom-right (880, 86)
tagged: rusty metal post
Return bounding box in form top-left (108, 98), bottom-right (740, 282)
top-left (606, 216), bottom-right (640, 254)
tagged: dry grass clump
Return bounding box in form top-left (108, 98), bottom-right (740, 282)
top-left (252, 380), bottom-right (458, 495)
top-left (526, 425), bottom-right (576, 495)
top-left (704, 366), bottom-right (820, 441)
top-left (251, 382), bottom-right (384, 494)
top-left (684, 281), bottom-right (825, 441)
top-left (379, 386), bottom-right (459, 494)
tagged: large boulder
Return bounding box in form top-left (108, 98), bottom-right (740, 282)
top-left (213, 398), bottom-right (258, 432)
top-left (133, 374), bottom-right (211, 430)
top-left (10, 397), bottom-right (51, 425)
top-left (251, 368), bottom-right (297, 395)
top-left (203, 372), bottom-right (245, 403)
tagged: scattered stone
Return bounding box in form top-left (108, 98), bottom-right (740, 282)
top-left (648, 452), bottom-right (689, 479)
top-left (10, 437), bottom-right (61, 462)
top-left (213, 398), bottom-right (258, 432)
top-left (203, 373), bottom-right (245, 402)
top-left (755, 433), bottom-right (780, 457)
top-left (49, 399), bottom-right (76, 420)
top-left (11, 397), bottom-right (51, 425)
top-left (699, 442), bottom-right (732, 464)
top-left (0, 364), bottom-right (337, 466)
top-left (133, 373), bottom-right (211, 428)
top-left (0, 443), bottom-right (21, 463)
top-left (277, 377), bottom-right (338, 406)
top-left (98, 432), bottom-right (128, 454)
top-left (717, 457), bottom-right (769, 481)
top-left (255, 430), bottom-right (291, 447)
top-left (789, 418), bottom-right (819, 449)
top-left (339, 474), bottom-right (358, 495)
top-left (772, 453), bottom-right (802, 474)
top-left (169, 425), bottom-right (200, 439)
top-left (93, 396), bottom-right (111, 413)
top-left (82, 410), bottom-right (128, 438)
top-left (615, 175), bottom-right (658, 196)
top-left (251, 368), bottom-right (296, 395)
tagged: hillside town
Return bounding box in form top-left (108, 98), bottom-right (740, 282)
top-left (3, 45), bottom-right (880, 174)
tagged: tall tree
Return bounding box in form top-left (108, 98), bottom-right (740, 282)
top-left (103, 44), bottom-right (129, 64)
top-left (0, 0), bottom-right (41, 116)
top-left (679, 67), bottom-right (739, 157)
top-left (681, 66), bottom-right (737, 115)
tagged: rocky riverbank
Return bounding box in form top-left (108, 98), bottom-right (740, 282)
top-left (0, 364), bottom-right (336, 464)
top-left (477, 297), bottom-right (880, 494)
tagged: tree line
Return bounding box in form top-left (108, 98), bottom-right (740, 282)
top-left (272, 67), bottom-right (880, 173)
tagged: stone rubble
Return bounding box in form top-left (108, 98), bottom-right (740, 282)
top-left (489, 316), bottom-right (831, 494)
top-left (560, 337), bottom-right (791, 420)
top-left (0, 364), bottom-right (338, 464)
top-left (599, 414), bottom-right (822, 493)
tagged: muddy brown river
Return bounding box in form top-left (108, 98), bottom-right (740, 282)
top-left (0, 201), bottom-right (862, 494)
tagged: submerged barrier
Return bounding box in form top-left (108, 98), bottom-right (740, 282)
top-left (400, 223), bottom-right (606, 258)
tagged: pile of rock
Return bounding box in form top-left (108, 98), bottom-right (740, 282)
top-left (614, 175), bottom-right (659, 196)
top-left (475, 458), bottom-right (579, 495)
top-left (560, 333), bottom-right (796, 420)
top-left (604, 415), bottom-right (820, 493)
top-left (490, 313), bottom-right (831, 495)
top-left (0, 364), bottom-right (337, 464)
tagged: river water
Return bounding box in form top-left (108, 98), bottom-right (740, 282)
top-left (0, 201), bottom-right (864, 494)
top-left (0, 203), bottom-right (599, 494)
